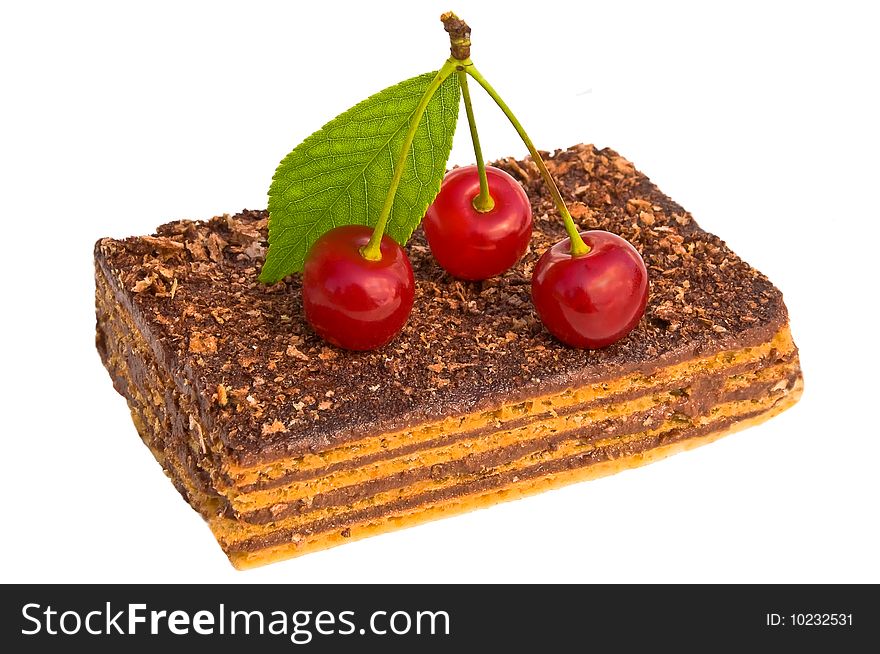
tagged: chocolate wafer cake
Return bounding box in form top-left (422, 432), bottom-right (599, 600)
top-left (95, 144), bottom-right (802, 568)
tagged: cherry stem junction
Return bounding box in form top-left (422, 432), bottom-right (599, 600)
top-left (362, 58), bottom-right (459, 261)
top-left (465, 65), bottom-right (590, 257)
top-left (365, 12), bottom-right (589, 261)
top-left (457, 69), bottom-right (494, 213)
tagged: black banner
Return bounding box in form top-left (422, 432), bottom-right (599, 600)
top-left (2, 584), bottom-right (875, 651)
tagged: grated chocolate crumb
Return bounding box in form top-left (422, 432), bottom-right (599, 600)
top-left (94, 144), bottom-right (787, 466)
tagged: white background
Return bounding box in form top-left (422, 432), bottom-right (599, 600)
top-left (2, 1), bottom-right (878, 583)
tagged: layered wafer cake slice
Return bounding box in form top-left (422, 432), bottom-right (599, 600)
top-left (95, 144), bottom-right (802, 568)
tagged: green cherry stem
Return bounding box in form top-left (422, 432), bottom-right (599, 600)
top-left (457, 69), bottom-right (494, 213)
top-left (465, 65), bottom-right (590, 257)
top-left (361, 58), bottom-right (459, 261)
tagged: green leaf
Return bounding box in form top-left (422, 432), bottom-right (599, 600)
top-left (260, 71), bottom-right (460, 282)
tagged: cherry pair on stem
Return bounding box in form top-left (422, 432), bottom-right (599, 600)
top-left (302, 13), bottom-right (648, 352)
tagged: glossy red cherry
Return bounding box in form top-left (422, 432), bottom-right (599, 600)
top-left (423, 165), bottom-right (532, 280)
top-left (531, 231), bottom-right (648, 349)
top-left (302, 225), bottom-right (415, 351)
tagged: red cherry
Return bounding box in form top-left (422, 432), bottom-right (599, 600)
top-left (302, 225), bottom-right (415, 351)
top-left (531, 231), bottom-right (648, 349)
top-left (423, 165), bottom-right (533, 280)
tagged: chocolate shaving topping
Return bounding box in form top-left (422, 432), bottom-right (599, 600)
top-left (94, 144), bottom-right (787, 464)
